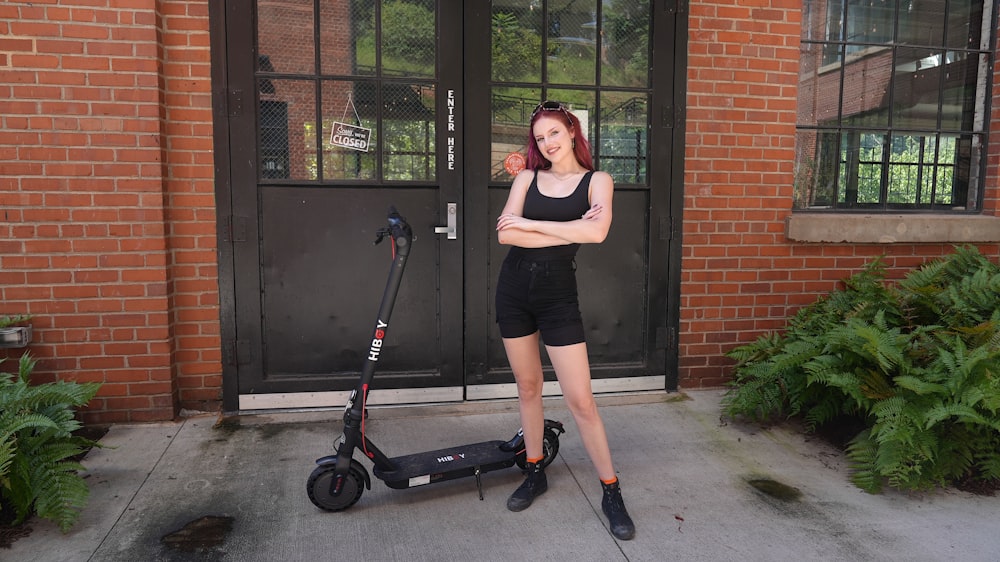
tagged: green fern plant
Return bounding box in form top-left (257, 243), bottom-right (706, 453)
top-left (724, 246), bottom-right (1000, 493)
top-left (723, 259), bottom-right (895, 425)
top-left (1, 353), bottom-right (102, 531)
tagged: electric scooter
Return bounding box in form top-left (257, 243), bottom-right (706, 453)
top-left (307, 207), bottom-right (565, 512)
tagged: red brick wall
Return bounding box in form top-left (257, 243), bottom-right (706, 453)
top-left (0, 0), bottom-right (218, 422)
top-left (681, 0), bottom-right (1000, 389)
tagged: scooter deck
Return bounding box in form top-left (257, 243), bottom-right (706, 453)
top-left (373, 440), bottom-right (517, 490)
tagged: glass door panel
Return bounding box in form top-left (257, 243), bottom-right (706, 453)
top-left (600, 0), bottom-right (651, 88)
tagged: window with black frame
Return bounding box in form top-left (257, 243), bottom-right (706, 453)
top-left (488, 0), bottom-right (652, 186)
top-left (255, 0), bottom-right (439, 184)
top-left (795, 0), bottom-right (994, 211)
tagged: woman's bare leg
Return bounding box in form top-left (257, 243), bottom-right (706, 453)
top-left (548, 341), bottom-right (635, 539)
top-left (546, 342), bottom-right (615, 480)
top-left (502, 332), bottom-right (545, 459)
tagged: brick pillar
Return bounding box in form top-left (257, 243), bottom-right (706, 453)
top-left (0, 1), bottom-right (220, 422)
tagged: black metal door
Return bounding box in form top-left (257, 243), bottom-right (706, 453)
top-left (216, 1), bottom-right (682, 408)
top-left (462, 1), bottom-right (682, 396)
top-left (220, 1), bottom-right (465, 406)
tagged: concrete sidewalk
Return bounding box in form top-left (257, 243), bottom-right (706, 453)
top-left (8, 390), bottom-right (999, 561)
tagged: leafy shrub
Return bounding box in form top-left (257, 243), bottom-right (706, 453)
top-left (723, 247), bottom-right (1000, 492)
top-left (491, 11), bottom-right (542, 83)
top-left (380, 1), bottom-right (436, 67)
top-left (604, 1), bottom-right (650, 83)
top-left (1, 353), bottom-right (102, 531)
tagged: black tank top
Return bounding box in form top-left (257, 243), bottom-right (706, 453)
top-left (508, 171), bottom-right (593, 262)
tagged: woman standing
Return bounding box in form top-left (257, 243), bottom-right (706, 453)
top-left (495, 101), bottom-right (635, 541)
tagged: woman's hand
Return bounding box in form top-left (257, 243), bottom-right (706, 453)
top-left (496, 213), bottom-right (533, 232)
top-left (582, 204), bottom-right (603, 221)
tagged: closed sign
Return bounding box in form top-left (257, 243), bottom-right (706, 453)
top-left (330, 121), bottom-right (371, 152)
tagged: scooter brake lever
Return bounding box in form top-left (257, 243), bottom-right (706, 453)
top-left (373, 227), bottom-right (390, 245)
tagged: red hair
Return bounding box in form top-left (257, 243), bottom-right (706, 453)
top-left (524, 103), bottom-right (595, 172)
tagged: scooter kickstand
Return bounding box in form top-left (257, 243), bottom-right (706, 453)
top-left (475, 467), bottom-right (484, 501)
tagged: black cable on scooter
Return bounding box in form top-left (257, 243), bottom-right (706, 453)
top-left (363, 222), bottom-right (395, 457)
top-left (361, 382), bottom-right (371, 459)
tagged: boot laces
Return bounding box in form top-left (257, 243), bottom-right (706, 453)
top-left (603, 486), bottom-right (627, 513)
top-left (519, 464), bottom-right (543, 489)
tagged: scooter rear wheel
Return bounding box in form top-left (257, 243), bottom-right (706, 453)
top-left (515, 427), bottom-right (561, 470)
top-left (307, 463), bottom-right (365, 511)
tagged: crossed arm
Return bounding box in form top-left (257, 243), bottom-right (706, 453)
top-left (496, 170), bottom-right (614, 248)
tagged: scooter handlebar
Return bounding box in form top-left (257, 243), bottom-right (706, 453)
top-left (374, 205), bottom-right (413, 251)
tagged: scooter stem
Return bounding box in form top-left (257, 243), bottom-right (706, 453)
top-left (334, 208), bottom-right (413, 479)
top-left (347, 207), bottom-right (411, 421)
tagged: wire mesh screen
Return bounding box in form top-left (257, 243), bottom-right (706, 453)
top-left (259, 78), bottom-right (316, 181)
top-left (256, 0), bottom-right (439, 183)
top-left (488, 0), bottom-right (653, 186)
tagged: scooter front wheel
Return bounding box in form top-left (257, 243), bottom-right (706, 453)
top-left (307, 463), bottom-right (365, 511)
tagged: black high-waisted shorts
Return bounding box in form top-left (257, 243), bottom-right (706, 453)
top-left (495, 255), bottom-right (585, 346)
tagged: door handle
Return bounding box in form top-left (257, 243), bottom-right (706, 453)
top-left (434, 202), bottom-right (457, 240)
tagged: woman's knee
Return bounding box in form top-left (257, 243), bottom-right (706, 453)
top-left (565, 393), bottom-right (600, 423)
top-left (515, 376), bottom-right (544, 400)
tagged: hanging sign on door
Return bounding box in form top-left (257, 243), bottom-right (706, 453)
top-left (331, 93), bottom-right (371, 152)
top-left (330, 122), bottom-right (371, 152)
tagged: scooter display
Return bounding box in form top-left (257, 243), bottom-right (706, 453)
top-left (307, 207), bottom-right (565, 512)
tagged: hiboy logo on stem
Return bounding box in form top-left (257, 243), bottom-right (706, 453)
top-left (368, 320), bottom-right (388, 361)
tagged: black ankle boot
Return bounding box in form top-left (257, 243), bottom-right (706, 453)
top-left (601, 479), bottom-right (636, 540)
top-left (507, 462), bottom-right (547, 512)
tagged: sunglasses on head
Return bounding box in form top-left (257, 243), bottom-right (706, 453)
top-left (531, 100), bottom-right (573, 122)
